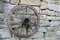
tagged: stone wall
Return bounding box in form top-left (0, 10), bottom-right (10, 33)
top-left (0, 1), bottom-right (60, 40)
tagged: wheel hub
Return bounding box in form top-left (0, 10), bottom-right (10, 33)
top-left (22, 18), bottom-right (29, 25)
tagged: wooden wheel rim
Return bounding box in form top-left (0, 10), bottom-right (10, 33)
top-left (7, 4), bottom-right (40, 38)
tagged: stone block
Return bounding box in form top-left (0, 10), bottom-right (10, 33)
top-left (46, 16), bottom-right (60, 20)
top-left (21, 0), bottom-right (40, 5)
top-left (40, 20), bottom-right (49, 24)
top-left (38, 27), bottom-right (47, 32)
top-left (14, 37), bottom-right (19, 40)
top-left (45, 37), bottom-right (57, 40)
top-left (40, 15), bottom-right (47, 20)
top-left (2, 37), bottom-right (15, 40)
top-left (56, 35), bottom-right (60, 40)
top-left (42, 9), bottom-right (56, 16)
top-left (10, 0), bottom-right (19, 5)
top-left (47, 26), bottom-right (59, 32)
top-left (40, 20), bottom-right (50, 27)
top-left (49, 37), bottom-right (56, 40)
top-left (57, 27), bottom-right (60, 31)
top-left (33, 38), bottom-right (44, 40)
top-left (21, 38), bottom-right (32, 40)
top-left (40, 23), bottom-right (50, 27)
top-left (48, 3), bottom-right (60, 12)
top-left (3, 0), bottom-right (9, 3)
top-left (0, 2), bottom-right (4, 13)
top-left (43, 0), bottom-right (51, 2)
top-left (45, 37), bottom-right (50, 40)
top-left (0, 29), bottom-right (11, 38)
top-left (55, 1), bottom-right (60, 5)
top-left (40, 2), bottom-right (48, 9)
top-left (29, 32), bottom-right (43, 38)
top-left (0, 15), bottom-right (5, 19)
top-left (56, 31), bottom-right (60, 36)
top-left (56, 12), bottom-right (60, 16)
top-left (46, 31), bottom-right (57, 37)
top-left (0, 22), bottom-right (5, 27)
top-left (50, 21), bottom-right (60, 27)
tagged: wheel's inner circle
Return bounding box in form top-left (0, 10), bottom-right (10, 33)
top-left (22, 18), bottom-right (29, 25)
top-left (22, 18), bottom-right (30, 28)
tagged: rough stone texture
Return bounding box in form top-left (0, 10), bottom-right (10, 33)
top-left (21, 38), bottom-right (32, 40)
top-left (0, 3), bottom-right (14, 39)
top-left (10, 0), bottom-right (19, 5)
top-left (45, 37), bottom-right (57, 40)
top-left (50, 21), bottom-right (60, 27)
top-left (0, 29), bottom-right (11, 38)
top-left (38, 27), bottom-right (47, 32)
top-left (40, 2), bottom-right (48, 9)
top-left (21, 0), bottom-right (40, 5)
top-left (43, 0), bottom-right (51, 2)
top-left (2, 37), bottom-right (16, 40)
top-left (46, 16), bottom-right (60, 20)
top-left (0, 1), bottom-right (60, 40)
top-left (48, 3), bottom-right (60, 12)
top-left (29, 32), bottom-right (43, 38)
top-left (33, 38), bottom-right (44, 40)
top-left (40, 15), bottom-right (47, 20)
top-left (41, 9), bottom-right (57, 16)
top-left (0, 3), bottom-right (4, 13)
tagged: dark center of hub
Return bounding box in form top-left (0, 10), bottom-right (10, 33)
top-left (23, 18), bottom-right (29, 25)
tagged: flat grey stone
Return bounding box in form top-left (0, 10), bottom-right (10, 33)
top-left (0, 29), bottom-right (11, 38)
top-left (50, 21), bottom-right (60, 27)
top-left (38, 27), bottom-right (47, 32)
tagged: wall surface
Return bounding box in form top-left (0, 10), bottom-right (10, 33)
top-left (0, 0), bottom-right (60, 40)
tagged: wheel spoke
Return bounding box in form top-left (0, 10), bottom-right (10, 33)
top-left (29, 22), bottom-right (37, 26)
top-left (29, 27), bottom-right (33, 31)
top-left (14, 27), bottom-right (23, 34)
top-left (21, 27), bottom-right (25, 34)
top-left (26, 27), bottom-right (29, 35)
top-left (11, 20), bottom-right (21, 25)
top-left (26, 6), bottom-right (28, 16)
top-left (12, 15), bottom-right (23, 20)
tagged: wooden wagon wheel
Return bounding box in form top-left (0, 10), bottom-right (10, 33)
top-left (7, 4), bottom-right (40, 38)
